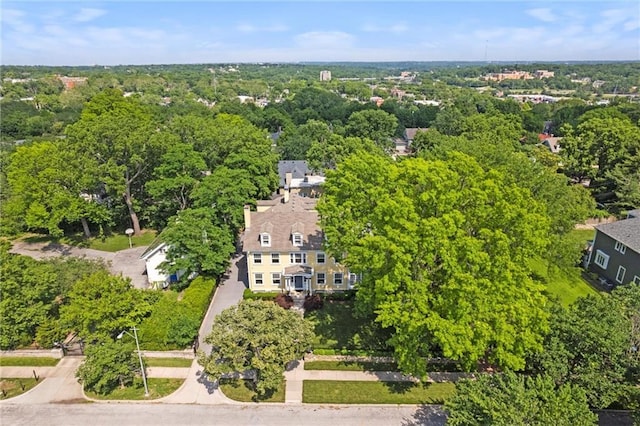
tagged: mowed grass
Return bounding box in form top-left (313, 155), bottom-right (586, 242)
top-left (218, 379), bottom-right (285, 402)
top-left (0, 357), bottom-right (60, 367)
top-left (530, 229), bottom-right (599, 306)
top-left (303, 380), bottom-right (456, 404)
top-left (145, 358), bottom-right (193, 368)
top-left (0, 378), bottom-right (39, 399)
top-left (85, 378), bottom-right (183, 400)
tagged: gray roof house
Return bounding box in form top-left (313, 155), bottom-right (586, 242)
top-left (586, 211), bottom-right (640, 288)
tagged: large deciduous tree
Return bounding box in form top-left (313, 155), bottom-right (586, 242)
top-left (345, 109), bottom-right (398, 150)
top-left (317, 152), bottom-right (551, 376)
top-left (445, 372), bottom-right (597, 426)
top-left (199, 299), bottom-right (314, 396)
top-left (76, 340), bottom-right (140, 395)
top-left (65, 89), bottom-right (166, 235)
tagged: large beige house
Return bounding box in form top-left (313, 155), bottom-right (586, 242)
top-left (242, 192), bottom-right (355, 294)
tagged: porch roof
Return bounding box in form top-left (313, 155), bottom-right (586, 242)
top-left (284, 265), bottom-right (313, 276)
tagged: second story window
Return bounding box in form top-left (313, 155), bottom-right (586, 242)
top-left (316, 252), bottom-right (326, 264)
top-left (334, 273), bottom-right (343, 286)
top-left (253, 253), bottom-right (262, 264)
top-left (615, 241), bottom-right (627, 254)
top-left (290, 252), bottom-right (307, 264)
top-left (271, 253), bottom-right (280, 264)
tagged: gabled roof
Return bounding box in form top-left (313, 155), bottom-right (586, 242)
top-left (140, 237), bottom-right (167, 260)
top-left (595, 217), bottom-right (640, 254)
top-left (404, 128), bottom-right (427, 141)
top-left (278, 160), bottom-right (312, 187)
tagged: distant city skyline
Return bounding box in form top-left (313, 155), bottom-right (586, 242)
top-left (2, 1), bottom-right (639, 66)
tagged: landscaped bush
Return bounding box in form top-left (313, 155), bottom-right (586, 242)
top-left (274, 293), bottom-right (294, 309)
top-left (303, 294), bottom-right (324, 311)
top-left (320, 291), bottom-right (356, 301)
top-left (312, 348), bottom-right (391, 356)
top-left (243, 289), bottom-right (281, 300)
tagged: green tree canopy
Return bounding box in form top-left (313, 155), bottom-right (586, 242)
top-left (345, 109), bottom-right (398, 150)
top-left (199, 299), bottom-right (314, 396)
top-left (317, 151), bottom-right (551, 376)
top-left (445, 372), bottom-right (597, 426)
top-left (76, 340), bottom-right (139, 395)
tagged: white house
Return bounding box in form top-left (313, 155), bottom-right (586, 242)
top-left (140, 240), bottom-right (183, 288)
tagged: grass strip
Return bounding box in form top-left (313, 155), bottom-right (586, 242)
top-left (145, 358), bottom-right (193, 368)
top-left (219, 379), bottom-right (285, 402)
top-left (303, 380), bottom-right (456, 404)
top-left (85, 378), bottom-right (183, 400)
top-left (304, 361), bottom-right (399, 371)
top-left (0, 357), bottom-right (60, 367)
top-left (0, 378), bottom-right (40, 399)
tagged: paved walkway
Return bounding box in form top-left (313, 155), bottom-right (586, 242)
top-left (10, 241), bottom-right (149, 289)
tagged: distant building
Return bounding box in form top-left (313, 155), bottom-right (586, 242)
top-left (56, 75), bottom-right (88, 90)
top-left (482, 70), bottom-right (533, 81)
top-left (534, 70), bottom-right (555, 79)
top-left (320, 70), bottom-right (332, 81)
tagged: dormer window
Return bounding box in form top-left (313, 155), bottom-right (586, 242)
top-left (292, 233), bottom-right (303, 247)
top-left (260, 233), bottom-right (271, 247)
top-left (291, 222), bottom-right (304, 247)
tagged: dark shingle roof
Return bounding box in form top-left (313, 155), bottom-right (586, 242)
top-left (278, 160), bottom-right (311, 187)
top-left (596, 217), bottom-right (640, 253)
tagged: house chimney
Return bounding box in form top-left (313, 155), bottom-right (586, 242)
top-left (243, 205), bottom-right (251, 229)
top-left (285, 172), bottom-right (292, 187)
top-left (284, 187), bottom-right (290, 203)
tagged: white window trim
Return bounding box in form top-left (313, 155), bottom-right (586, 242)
top-left (290, 252), bottom-right (307, 264)
top-left (317, 273), bottom-right (326, 285)
top-left (260, 233), bottom-right (271, 247)
top-left (615, 241), bottom-right (626, 254)
top-left (594, 250), bottom-right (609, 269)
top-left (334, 272), bottom-right (343, 286)
top-left (616, 265), bottom-right (626, 284)
top-left (633, 275), bottom-right (640, 285)
top-left (271, 253), bottom-right (280, 264)
top-left (316, 252), bottom-right (326, 264)
top-left (254, 273), bottom-right (263, 285)
top-left (292, 233), bottom-right (303, 247)
top-left (272, 273), bottom-right (281, 286)
top-left (253, 253), bottom-right (262, 264)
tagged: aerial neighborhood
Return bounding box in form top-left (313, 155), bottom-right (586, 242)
top-left (1, 2), bottom-right (640, 424)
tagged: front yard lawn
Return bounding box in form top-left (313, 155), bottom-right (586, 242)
top-left (218, 379), bottom-right (285, 402)
top-left (20, 230), bottom-right (157, 252)
top-left (304, 300), bottom-right (391, 353)
top-left (0, 378), bottom-right (39, 399)
top-left (84, 378), bottom-right (183, 400)
top-left (145, 358), bottom-right (193, 368)
top-left (0, 357), bottom-right (60, 367)
top-left (304, 361), bottom-right (399, 371)
top-left (303, 380), bottom-right (456, 404)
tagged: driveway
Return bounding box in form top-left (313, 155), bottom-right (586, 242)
top-left (10, 241), bottom-right (149, 289)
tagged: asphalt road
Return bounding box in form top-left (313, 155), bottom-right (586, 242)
top-left (1, 403), bottom-right (446, 426)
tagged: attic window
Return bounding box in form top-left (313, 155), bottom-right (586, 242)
top-left (292, 233), bottom-right (303, 247)
top-left (260, 233), bottom-right (271, 247)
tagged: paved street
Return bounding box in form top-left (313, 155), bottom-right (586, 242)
top-left (0, 403), bottom-right (446, 426)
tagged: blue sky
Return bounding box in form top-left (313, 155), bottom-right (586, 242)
top-left (2, 1), bottom-right (639, 65)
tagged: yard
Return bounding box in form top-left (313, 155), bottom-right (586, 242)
top-left (303, 380), bottom-right (456, 404)
top-left (0, 378), bottom-right (39, 399)
top-left (0, 357), bottom-right (60, 367)
top-left (20, 229), bottom-right (157, 252)
top-left (84, 378), bottom-right (183, 400)
top-left (218, 379), bottom-right (285, 402)
top-left (304, 300), bottom-right (392, 353)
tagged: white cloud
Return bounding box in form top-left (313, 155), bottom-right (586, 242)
top-left (294, 31), bottom-right (354, 49)
top-left (1, 9), bottom-right (34, 33)
top-left (526, 8), bottom-right (556, 23)
top-left (73, 8), bottom-right (106, 23)
top-left (361, 23), bottom-right (408, 33)
top-left (236, 23), bottom-right (288, 33)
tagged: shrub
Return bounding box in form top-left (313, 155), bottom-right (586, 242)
top-left (303, 294), bottom-right (324, 311)
top-left (274, 293), bottom-right (294, 309)
top-left (243, 290), bottom-right (280, 300)
top-left (320, 291), bottom-right (356, 301)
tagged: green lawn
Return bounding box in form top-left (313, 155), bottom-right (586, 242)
top-left (0, 378), bottom-right (40, 399)
top-left (304, 301), bottom-right (391, 353)
top-left (85, 378), bottom-right (183, 400)
top-left (303, 380), bottom-right (456, 404)
top-left (145, 358), bottom-right (193, 368)
top-left (21, 230), bottom-right (157, 252)
top-left (530, 230), bottom-right (599, 306)
top-left (0, 357), bottom-right (60, 367)
top-left (218, 379), bottom-right (285, 402)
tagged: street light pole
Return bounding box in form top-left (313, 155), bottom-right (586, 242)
top-left (117, 327), bottom-right (149, 397)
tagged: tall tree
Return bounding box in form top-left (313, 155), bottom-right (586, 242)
top-left (199, 299), bottom-right (314, 396)
top-left (317, 152), bottom-right (551, 376)
top-left (445, 372), bottom-right (597, 426)
top-left (65, 89), bottom-right (166, 235)
top-left (345, 109), bottom-right (398, 150)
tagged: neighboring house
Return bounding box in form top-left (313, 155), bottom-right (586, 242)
top-left (586, 210), bottom-right (640, 288)
top-left (242, 192), bottom-right (356, 294)
top-left (140, 239), bottom-right (184, 289)
top-left (404, 127), bottom-right (428, 144)
top-left (538, 133), bottom-right (562, 153)
top-left (278, 160), bottom-right (325, 198)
